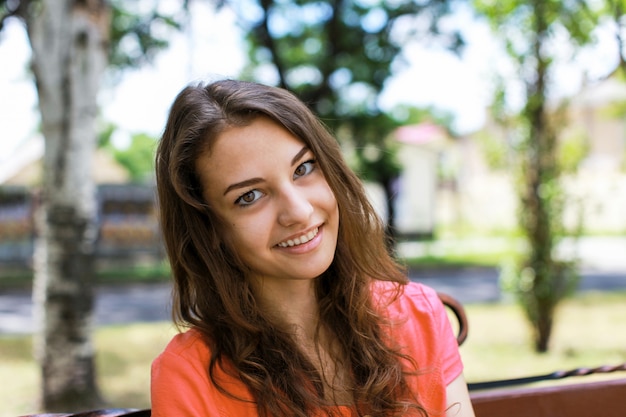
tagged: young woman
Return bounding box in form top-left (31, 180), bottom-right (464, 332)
top-left (151, 79), bottom-right (475, 417)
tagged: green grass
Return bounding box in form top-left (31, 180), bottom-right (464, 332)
top-left (95, 322), bottom-right (178, 409)
top-left (400, 239), bottom-right (523, 269)
top-left (2, 291), bottom-right (625, 416)
top-left (0, 322), bottom-right (178, 417)
top-left (460, 291), bottom-right (626, 383)
top-left (0, 261), bottom-right (171, 291)
top-left (402, 253), bottom-right (506, 269)
top-left (93, 261), bottom-right (171, 284)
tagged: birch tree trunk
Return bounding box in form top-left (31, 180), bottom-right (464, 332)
top-left (26, 0), bottom-right (110, 411)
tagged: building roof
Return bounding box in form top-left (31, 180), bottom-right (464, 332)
top-left (394, 122), bottom-right (449, 147)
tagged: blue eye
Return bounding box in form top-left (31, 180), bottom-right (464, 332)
top-left (235, 189), bottom-right (263, 206)
top-left (294, 160), bottom-right (316, 179)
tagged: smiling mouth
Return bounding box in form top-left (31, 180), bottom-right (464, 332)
top-left (277, 227), bottom-right (319, 248)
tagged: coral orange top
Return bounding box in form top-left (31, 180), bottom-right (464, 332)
top-left (151, 282), bottom-right (463, 416)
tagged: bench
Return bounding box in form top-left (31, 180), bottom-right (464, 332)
top-left (441, 293), bottom-right (626, 416)
top-left (22, 377), bottom-right (626, 417)
top-left (471, 377), bottom-right (626, 417)
top-left (19, 410), bottom-right (150, 417)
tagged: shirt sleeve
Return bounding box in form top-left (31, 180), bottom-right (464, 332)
top-left (404, 283), bottom-right (463, 386)
top-left (419, 283), bottom-right (464, 385)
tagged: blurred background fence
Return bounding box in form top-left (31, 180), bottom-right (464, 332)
top-left (0, 184), bottom-right (163, 269)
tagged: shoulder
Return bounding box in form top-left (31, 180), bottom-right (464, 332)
top-left (372, 280), bottom-right (452, 357)
top-left (151, 328), bottom-right (257, 416)
top-left (161, 328), bottom-right (210, 359)
top-left (372, 280), bottom-right (444, 318)
top-left (373, 280), bottom-right (464, 386)
top-left (151, 328), bottom-right (212, 383)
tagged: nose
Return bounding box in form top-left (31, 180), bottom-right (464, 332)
top-left (277, 186), bottom-right (314, 227)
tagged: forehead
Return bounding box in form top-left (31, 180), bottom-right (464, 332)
top-left (207, 117), bottom-right (304, 161)
top-left (195, 117), bottom-right (306, 192)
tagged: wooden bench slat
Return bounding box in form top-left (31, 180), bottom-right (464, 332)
top-left (470, 377), bottom-right (626, 417)
top-left (18, 409), bottom-right (150, 417)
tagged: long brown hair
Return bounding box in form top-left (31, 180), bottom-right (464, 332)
top-left (155, 79), bottom-right (424, 416)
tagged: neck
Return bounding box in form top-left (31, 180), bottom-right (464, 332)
top-left (251, 278), bottom-right (320, 337)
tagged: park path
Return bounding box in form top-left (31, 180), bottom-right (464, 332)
top-left (1, 266), bottom-right (625, 335)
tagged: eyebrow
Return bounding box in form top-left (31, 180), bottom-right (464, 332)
top-left (222, 146), bottom-right (311, 196)
top-left (291, 146), bottom-right (310, 166)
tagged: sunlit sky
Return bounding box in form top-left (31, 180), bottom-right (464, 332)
top-left (0, 2), bottom-right (618, 164)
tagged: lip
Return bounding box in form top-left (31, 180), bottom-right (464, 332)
top-left (275, 224), bottom-right (324, 253)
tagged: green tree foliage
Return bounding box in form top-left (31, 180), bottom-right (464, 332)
top-left (110, 133), bottom-right (158, 183)
top-left (598, 1), bottom-right (626, 170)
top-left (107, 1), bottom-right (187, 79)
top-left (558, 129), bottom-right (590, 175)
top-left (99, 124), bottom-right (157, 182)
top-left (474, 0), bottom-right (599, 352)
top-left (601, 0), bottom-right (626, 73)
top-left (228, 0), bottom-right (463, 238)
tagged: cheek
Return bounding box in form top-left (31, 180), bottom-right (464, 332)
top-left (229, 215), bottom-right (273, 247)
top-left (320, 183), bottom-right (339, 212)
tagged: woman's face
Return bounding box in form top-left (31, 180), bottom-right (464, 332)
top-left (195, 116), bottom-right (339, 287)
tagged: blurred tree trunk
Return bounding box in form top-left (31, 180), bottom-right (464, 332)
top-left (519, 1), bottom-right (558, 352)
top-left (27, 0), bottom-right (110, 411)
top-left (609, 0), bottom-right (626, 74)
top-left (473, 0), bottom-right (598, 352)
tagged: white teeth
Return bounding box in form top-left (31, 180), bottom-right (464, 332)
top-left (278, 227), bottom-right (319, 247)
